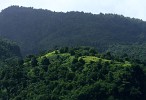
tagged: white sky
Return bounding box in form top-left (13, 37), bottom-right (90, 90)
top-left (0, 0), bottom-right (146, 21)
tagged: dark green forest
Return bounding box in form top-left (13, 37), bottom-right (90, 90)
top-left (1, 6), bottom-right (146, 100)
top-left (0, 38), bottom-right (21, 60)
top-left (1, 47), bottom-right (146, 100)
top-left (1, 6), bottom-right (146, 60)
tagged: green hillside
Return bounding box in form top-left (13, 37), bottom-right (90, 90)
top-left (1, 47), bottom-right (146, 100)
top-left (0, 38), bottom-right (21, 60)
top-left (1, 6), bottom-right (146, 60)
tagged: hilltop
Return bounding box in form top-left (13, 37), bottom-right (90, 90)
top-left (0, 47), bottom-right (146, 100)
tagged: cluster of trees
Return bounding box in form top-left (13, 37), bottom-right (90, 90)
top-left (0, 47), bottom-right (146, 100)
top-left (0, 38), bottom-right (21, 60)
top-left (107, 44), bottom-right (146, 61)
top-left (1, 6), bottom-right (146, 60)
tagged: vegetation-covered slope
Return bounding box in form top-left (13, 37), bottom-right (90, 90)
top-left (107, 44), bottom-right (146, 61)
top-left (0, 38), bottom-right (21, 60)
top-left (1, 6), bottom-right (146, 60)
top-left (0, 47), bottom-right (146, 100)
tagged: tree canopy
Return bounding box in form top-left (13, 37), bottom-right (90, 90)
top-left (0, 47), bottom-right (146, 100)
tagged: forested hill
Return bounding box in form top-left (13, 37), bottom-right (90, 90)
top-left (0, 47), bottom-right (146, 100)
top-left (0, 38), bottom-right (21, 60)
top-left (0, 6), bottom-right (146, 59)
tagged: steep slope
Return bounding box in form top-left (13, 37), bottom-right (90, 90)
top-left (0, 47), bottom-right (146, 100)
top-left (0, 6), bottom-right (146, 58)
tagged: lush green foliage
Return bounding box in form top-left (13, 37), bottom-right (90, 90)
top-left (0, 47), bottom-right (146, 100)
top-left (1, 6), bottom-right (146, 60)
top-left (1, 6), bottom-right (146, 99)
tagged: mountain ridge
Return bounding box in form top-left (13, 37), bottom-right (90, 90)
top-left (0, 6), bottom-right (146, 60)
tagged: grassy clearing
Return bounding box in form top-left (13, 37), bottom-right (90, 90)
top-left (45, 51), bottom-right (56, 57)
top-left (80, 56), bottom-right (100, 63)
top-left (123, 61), bottom-right (131, 67)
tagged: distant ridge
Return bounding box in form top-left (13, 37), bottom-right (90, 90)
top-left (0, 6), bottom-right (146, 60)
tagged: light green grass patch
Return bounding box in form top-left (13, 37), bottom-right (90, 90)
top-left (123, 61), bottom-right (131, 67)
top-left (81, 56), bottom-right (100, 63)
top-left (102, 59), bottom-right (111, 63)
top-left (59, 53), bottom-right (70, 57)
top-left (45, 51), bottom-right (56, 57)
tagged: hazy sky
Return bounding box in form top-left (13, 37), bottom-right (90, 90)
top-left (0, 0), bottom-right (146, 21)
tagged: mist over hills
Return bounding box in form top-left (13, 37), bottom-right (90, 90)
top-left (0, 6), bottom-right (146, 59)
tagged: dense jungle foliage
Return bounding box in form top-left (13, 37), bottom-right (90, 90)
top-left (0, 47), bottom-right (146, 100)
top-left (0, 38), bottom-right (21, 60)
